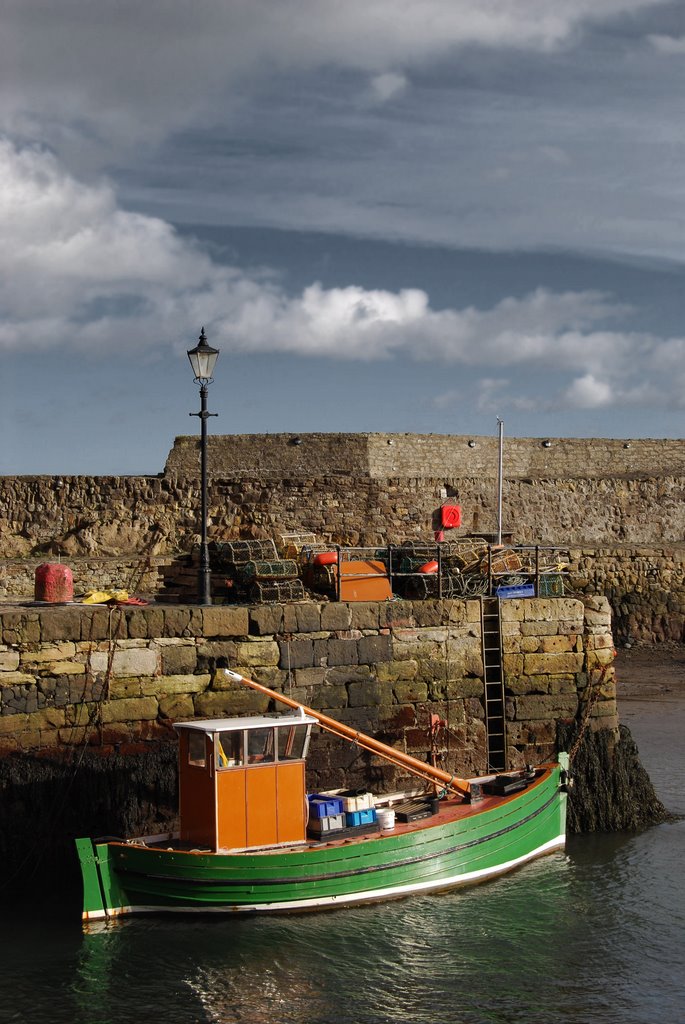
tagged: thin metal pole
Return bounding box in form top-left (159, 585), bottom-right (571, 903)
top-left (198, 383), bottom-right (211, 605)
top-left (496, 418), bottom-right (504, 547)
top-left (190, 382), bottom-right (217, 605)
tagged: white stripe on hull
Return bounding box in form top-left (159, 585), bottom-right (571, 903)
top-left (87, 833), bottom-right (565, 922)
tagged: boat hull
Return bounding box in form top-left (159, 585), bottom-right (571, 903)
top-left (77, 758), bottom-right (568, 922)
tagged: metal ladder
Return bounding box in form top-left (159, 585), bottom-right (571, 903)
top-left (481, 597), bottom-right (507, 771)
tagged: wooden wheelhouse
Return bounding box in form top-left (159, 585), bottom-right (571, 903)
top-left (173, 711), bottom-right (316, 852)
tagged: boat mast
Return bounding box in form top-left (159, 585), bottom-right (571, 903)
top-left (221, 669), bottom-right (471, 800)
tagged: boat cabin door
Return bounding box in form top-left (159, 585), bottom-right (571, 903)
top-left (175, 713), bottom-right (315, 851)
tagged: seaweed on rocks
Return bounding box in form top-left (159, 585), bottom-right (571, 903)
top-left (558, 721), bottom-right (671, 833)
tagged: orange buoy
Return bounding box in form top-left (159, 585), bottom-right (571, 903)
top-left (418, 560), bottom-right (439, 574)
top-left (34, 563), bottom-right (74, 603)
top-left (313, 551), bottom-right (338, 567)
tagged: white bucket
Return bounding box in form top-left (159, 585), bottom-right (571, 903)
top-left (376, 808), bottom-right (395, 830)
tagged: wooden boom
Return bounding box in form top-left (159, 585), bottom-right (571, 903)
top-left (222, 668), bottom-right (471, 800)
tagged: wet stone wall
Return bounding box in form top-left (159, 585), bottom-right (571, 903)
top-left (0, 595), bottom-right (666, 891)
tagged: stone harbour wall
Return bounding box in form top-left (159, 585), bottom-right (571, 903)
top-left (165, 433), bottom-right (685, 480)
top-left (1, 472), bottom-right (684, 558)
top-left (0, 597), bottom-right (616, 785)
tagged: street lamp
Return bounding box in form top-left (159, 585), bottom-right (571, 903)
top-left (187, 327), bottom-right (219, 605)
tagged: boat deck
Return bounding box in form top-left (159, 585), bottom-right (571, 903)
top-left (123, 769), bottom-right (551, 858)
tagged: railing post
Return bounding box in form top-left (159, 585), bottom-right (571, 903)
top-left (437, 542), bottom-right (443, 600)
top-left (535, 545), bottom-right (540, 597)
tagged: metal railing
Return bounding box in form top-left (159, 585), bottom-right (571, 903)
top-left (320, 542), bottom-right (571, 601)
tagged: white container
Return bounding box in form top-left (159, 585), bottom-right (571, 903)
top-left (376, 808), bottom-right (395, 830)
top-left (342, 792), bottom-right (374, 812)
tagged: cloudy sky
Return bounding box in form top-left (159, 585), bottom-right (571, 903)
top-left (1, 0), bottom-right (684, 474)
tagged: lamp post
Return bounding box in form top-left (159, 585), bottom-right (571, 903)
top-left (187, 327), bottom-right (219, 605)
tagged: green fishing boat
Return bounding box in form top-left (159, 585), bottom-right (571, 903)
top-left (76, 669), bottom-right (569, 924)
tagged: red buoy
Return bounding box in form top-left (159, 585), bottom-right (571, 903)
top-left (418, 560), bottom-right (439, 574)
top-left (34, 563), bottom-right (74, 603)
top-left (313, 551), bottom-right (338, 567)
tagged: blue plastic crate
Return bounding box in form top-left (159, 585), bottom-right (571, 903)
top-left (345, 808), bottom-right (377, 827)
top-left (496, 584), bottom-right (535, 599)
top-left (308, 796), bottom-right (344, 819)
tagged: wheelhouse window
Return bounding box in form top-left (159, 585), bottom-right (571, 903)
top-left (247, 727), bottom-right (275, 765)
top-left (216, 730), bottom-right (243, 769)
top-left (277, 724), bottom-right (310, 761)
top-left (188, 731), bottom-right (206, 767)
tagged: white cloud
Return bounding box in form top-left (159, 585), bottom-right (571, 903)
top-left (563, 373), bottom-right (614, 408)
top-left (648, 34), bottom-right (685, 54)
top-left (370, 72), bottom-right (409, 103)
top-left (1, 138), bottom-right (682, 415)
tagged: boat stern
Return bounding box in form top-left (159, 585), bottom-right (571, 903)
top-left (75, 838), bottom-right (128, 924)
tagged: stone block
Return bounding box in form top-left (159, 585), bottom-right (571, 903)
top-left (445, 678), bottom-right (483, 699)
top-left (590, 699), bottom-right (618, 718)
top-left (100, 696), bottom-right (159, 724)
top-left (45, 661), bottom-right (85, 675)
top-left (327, 639), bottom-right (359, 667)
top-left (293, 604), bottom-right (322, 634)
top-left (0, 652), bottom-right (20, 671)
top-left (501, 655), bottom-right (524, 679)
top-left (414, 602), bottom-right (448, 627)
top-left (20, 643), bottom-right (76, 664)
top-left (202, 606), bottom-right (249, 638)
top-left (18, 730), bottom-right (42, 750)
top-left (325, 665), bottom-right (371, 685)
top-left (27, 707), bottom-right (66, 730)
top-left (195, 640), bottom-right (239, 671)
top-left (520, 620), bottom-right (558, 636)
top-left (393, 679), bottom-right (428, 703)
top-left (375, 659), bottom-right (418, 682)
top-left (126, 609), bottom-right (152, 639)
top-left (1, 613), bottom-right (41, 645)
top-left (514, 693), bottom-right (578, 721)
top-left (278, 640), bottom-right (313, 669)
top-left (248, 667), bottom-right (288, 689)
top-left (194, 689), bottom-right (269, 717)
top-left (540, 635), bottom-right (574, 654)
top-left (79, 609), bottom-right (117, 642)
top-left (523, 652), bottom-right (584, 676)
top-left (235, 640), bottom-right (280, 667)
top-left (40, 608), bottom-right (86, 641)
top-left (158, 695), bottom-right (195, 720)
top-left (160, 645), bottom-right (198, 676)
top-left (90, 647), bottom-right (159, 677)
top-left (499, 600), bottom-right (525, 622)
top-left (379, 601), bottom-right (412, 628)
top-left (357, 635), bottom-right (392, 665)
top-left (157, 673), bottom-right (210, 695)
top-left (586, 648), bottom-right (616, 669)
top-left (162, 608), bottom-right (192, 638)
top-left (249, 606), bottom-right (284, 636)
top-left (321, 604), bottom-right (352, 631)
top-left (348, 679), bottom-right (385, 707)
top-left (293, 667), bottom-right (326, 688)
top-left (0, 713), bottom-right (29, 734)
top-left (0, 672), bottom-right (37, 686)
top-left (349, 604), bottom-right (380, 630)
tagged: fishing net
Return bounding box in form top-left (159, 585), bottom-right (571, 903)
top-left (248, 578), bottom-right (306, 603)
top-left (240, 559), bottom-right (299, 581)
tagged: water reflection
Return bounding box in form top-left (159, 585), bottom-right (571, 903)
top-left (3, 691), bottom-right (684, 1024)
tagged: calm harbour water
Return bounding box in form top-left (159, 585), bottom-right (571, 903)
top-left (1, 692), bottom-right (683, 1024)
